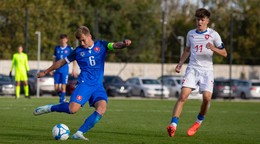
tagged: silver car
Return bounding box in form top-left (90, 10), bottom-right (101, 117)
top-left (28, 69), bottom-right (55, 95)
top-left (126, 77), bottom-right (169, 98)
top-left (0, 74), bottom-right (15, 95)
top-left (237, 79), bottom-right (260, 99)
top-left (161, 76), bottom-right (202, 99)
top-left (161, 77), bottom-right (182, 97)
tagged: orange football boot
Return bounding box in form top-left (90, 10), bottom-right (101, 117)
top-left (187, 122), bottom-right (201, 136)
top-left (167, 125), bottom-right (176, 137)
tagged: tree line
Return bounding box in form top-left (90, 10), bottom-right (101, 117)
top-left (0, 0), bottom-right (259, 65)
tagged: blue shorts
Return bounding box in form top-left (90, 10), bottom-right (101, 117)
top-left (54, 71), bottom-right (68, 84)
top-left (70, 83), bottom-right (108, 107)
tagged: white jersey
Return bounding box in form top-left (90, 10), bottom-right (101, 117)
top-left (186, 28), bottom-right (224, 71)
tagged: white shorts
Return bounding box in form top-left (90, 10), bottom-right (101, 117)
top-left (182, 67), bottom-right (214, 93)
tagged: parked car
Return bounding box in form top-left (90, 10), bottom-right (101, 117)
top-left (66, 74), bottom-right (78, 95)
top-left (0, 74), bottom-right (15, 95)
top-left (126, 77), bottom-right (169, 98)
top-left (28, 69), bottom-right (55, 96)
top-left (158, 75), bottom-right (183, 82)
top-left (103, 75), bottom-right (131, 97)
top-left (236, 79), bottom-right (260, 99)
top-left (161, 77), bottom-right (182, 97)
top-left (212, 79), bottom-right (243, 99)
top-left (159, 76), bottom-right (202, 99)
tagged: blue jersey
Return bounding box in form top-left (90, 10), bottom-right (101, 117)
top-left (65, 40), bottom-right (109, 86)
top-left (54, 45), bottom-right (73, 73)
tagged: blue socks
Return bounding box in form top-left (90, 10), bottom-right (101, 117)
top-left (51, 102), bottom-right (71, 114)
top-left (197, 113), bottom-right (204, 120)
top-left (79, 111), bottom-right (102, 133)
top-left (170, 114), bottom-right (205, 126)
top-left (59, 91), bottom-right (66, 103)
top-left (196, 113), bottom-right (204, 124)
top-left (170, 117), bottom-right (179, 127)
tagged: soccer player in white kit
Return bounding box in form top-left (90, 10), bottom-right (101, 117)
top-left (167, 8), bottom-right (227, 137)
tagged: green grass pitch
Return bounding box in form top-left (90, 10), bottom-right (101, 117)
top-left (0, 97), bottom-right (260, 144)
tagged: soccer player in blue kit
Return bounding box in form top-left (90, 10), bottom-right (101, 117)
top-left (53, 34), bottom-right (76, 103)
top-left (33, 26), bottom-right (132, 140)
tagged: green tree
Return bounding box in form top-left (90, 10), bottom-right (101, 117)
top-left (0, 0), bottom-right (259, 65)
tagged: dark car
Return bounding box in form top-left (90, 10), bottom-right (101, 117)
top-left (66, 74), bottom-right (78, 95)
top-left (212, 79), bottom-right (242, 99)
top-left (103, 75), bottom-right (132, 97)
top-left (0, 74), bottom-right (15, 95)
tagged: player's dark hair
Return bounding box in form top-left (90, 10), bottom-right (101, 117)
top-left (195, 8), bottom-right (210, 18)
top-left (60, 34), bottom-right (68, 39)
top-left (75, 26), bottom-right (90, 39)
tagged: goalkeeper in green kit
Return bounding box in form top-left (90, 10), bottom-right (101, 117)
top-left (10, 45), bottom-right (30, 99)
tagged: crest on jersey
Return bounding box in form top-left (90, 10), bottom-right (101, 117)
top-left (76, 95), bottom-right (82, 101)
top-left (80, 52), bottom-right (85, 57)
top-left (94, 47), bottom-right (100, 53)
top-left (205, 34), bottom-right (210, 40)
top-left (65, 50), bottom-right (68, 54)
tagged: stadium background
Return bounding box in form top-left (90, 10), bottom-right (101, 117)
top-left (0, 60), bottom-right (259, 80)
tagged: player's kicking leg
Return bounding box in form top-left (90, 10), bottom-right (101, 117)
top-left (33, 104), bottom-right (53, 115)
top-left (33, 102), bottom-right (72, 115)
top-left (71, 131), bottom-right (89, 140)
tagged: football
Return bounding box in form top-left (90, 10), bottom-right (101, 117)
top-left (52, 123), bottom-right (70, 140)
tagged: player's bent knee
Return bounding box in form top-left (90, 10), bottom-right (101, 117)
top-left (95, 104), bottom-right (107, 115)
top-left (203, 95), bottom-right (212, 102)
top-left (96, 106), bottom-right (106, 116)
top-left (94, 100), bottom-right (107, 115)
top-left (69, 108), bottom-right (79, 114)
top-left (69, 103), bottom-right (81, 114)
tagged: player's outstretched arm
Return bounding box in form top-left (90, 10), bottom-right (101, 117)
top-left (113, 39), bottom-right (132, 49)
top-left (37, 59), bottom-right (66, 78)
